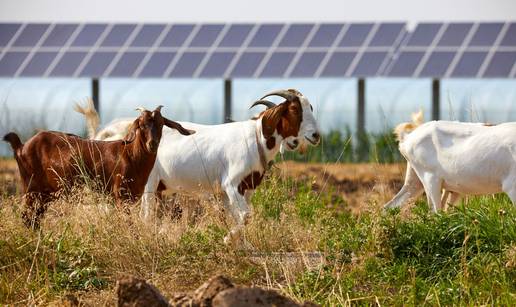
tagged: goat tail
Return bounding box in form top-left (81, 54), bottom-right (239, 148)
top-left (394, 109), bottom-right (424, 142)
top-left (74, 98), bottom-right (100, 139)
top-left (3, 132), bottom-right (23, 152)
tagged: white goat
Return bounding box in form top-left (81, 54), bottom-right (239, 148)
top-left (384, 115), bottom-right (516, 212)
top-left (74, 100), bottom-right (134, 141)
top-left (76, 89), bottom-right (321, 242)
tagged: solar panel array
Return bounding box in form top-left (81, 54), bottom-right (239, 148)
top-left (0, 22), bottom-right (514, 78)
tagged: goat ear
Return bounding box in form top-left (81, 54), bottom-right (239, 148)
top-left (261, 102), bottom-right (288, 138)
top-left (123, 118), bottom-right (140, 144)
top-left (163, 118), bottom-right (195, 136)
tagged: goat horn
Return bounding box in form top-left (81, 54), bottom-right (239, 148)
top-left (250, 100), bottom-right (277, 109)
top-left (155, 105), bottom-right (164, 112)
top-left (260, 89), bottom-right (298, 101)
top-left (135, 107), bottom-right (147, 113)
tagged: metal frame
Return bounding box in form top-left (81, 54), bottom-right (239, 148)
top-left (90, 76), bottom-right (442, 133)
top-left (92, 78), bottom-right (100, 116)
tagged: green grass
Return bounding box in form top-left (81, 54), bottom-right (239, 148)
top-left (1, 173), bottom-right (516, 305)
top-left (285, 195), bottom-right (516, 306)
top-left (283, 129), bottom-right (403, 163)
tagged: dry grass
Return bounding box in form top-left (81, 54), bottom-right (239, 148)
top-left (1, 159), bottom-right (352, 305)
top-left (276, 161), bottom-right (405, 212)
top-left (0, 159), bottom-right (400, 305)
top-left (6, 159), bottom-right (514, 305)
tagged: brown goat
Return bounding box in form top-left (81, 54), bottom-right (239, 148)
top-left (3, 106), bottom-right (194, 228)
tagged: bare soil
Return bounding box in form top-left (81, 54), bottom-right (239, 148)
top-left (276, 161), bottom-right (405, 212)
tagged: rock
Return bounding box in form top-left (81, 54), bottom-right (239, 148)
top-left (117, 275), bottom-right (170, 307)
top-left (169, 275), bottom-right (234, 307)
top-left (169, 293), bottom-right (196, 307)
top-left (194, 275), bottom-right (235, 306)
top-left (213, 287), bottom-right (313, 307)
top-left (115, 275), bottom-right (317, 307)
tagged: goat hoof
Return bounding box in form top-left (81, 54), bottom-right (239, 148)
top-left (242, 213), bottom-right (251, 225)
top-left (224, 229), bottom-right (241, 245)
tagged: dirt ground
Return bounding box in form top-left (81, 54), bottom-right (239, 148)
top-left (0, 158), bottom-right (406, 213)
top-left (275, 161), bottom-right (405, 212)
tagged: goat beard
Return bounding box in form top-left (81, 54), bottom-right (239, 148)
top-left (279, 141), bottom-right (308, 155)
top-left (297, 143), bottom-right (308, 154)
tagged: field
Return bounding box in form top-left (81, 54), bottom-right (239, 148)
top-left (1, 158), bottom-right (516, 305)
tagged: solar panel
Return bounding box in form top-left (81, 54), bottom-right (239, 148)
top-left (50, 52), bottom-right (87, 76)
top-left (101, 24), bottom-right (136, 47)
top-left (200, 52), bottom-right (235, 77)
top-left (451, 51), bottom-right (487, 77)
top-left (320, 52), bottom-right (356, 77)
top-left (469, 23), bottom-right (503, 46)
top-left (131, 24), bottom-right (165, 47)
top-left (139, 52), bottom-right (176, 77)
top-left (20, 52), bottom-right (58, 76)
top-left (483, 51), bottom-right (516, 77)
top-left (437, 23), bottom-right (472, 47)
top-left (219, 24), bottom-right (253, 47)
top-left (13, 24), bottom-right (49, 47)
top-left (0, 52), bottom-right (29, 76)
top-left (42, 24), bottom-right (77, 47)
top-left (159, 24), bottom-right (194, 47)
top-left (189, 25), bottom-right (223, 47)
top-left (248, 24), bottom-right (283, 47)
top-left (0, 22), bottom-right (513, 79)
top-left (278, 24), bottom-right (313, 47)
top-left (260, 52), bottom-right (295, 77)
top-left (229, 52), bottom-right (265, 77)
top-left (406, 23), bottom-right (442, 46)
top-left (72, 24), bottom-right (107, 47)
top-left (290, 52), bottom-right (325, 77)
top-left (79, 52), bottom-right (116, 77)
top-left (170, 52), bottom-right (205, 77)
top-left (388, 51), bottom-right (425, 76)
top-left (338, 24), bottom-right (373, 47)
top-left (500, 23), bottom-right (516, 46)
top-left (352, 52), bottom-right (388, 76)
top-left (0, 23), bottom-right (21, 47)
top-left (308, 24), bottom-right (343, 47)
top-left (109, 52), bottom-right (146, 76)
top-left (369, 23), bottom-right (404, 47)
top-left (420, 52), bottom-right (455, 77)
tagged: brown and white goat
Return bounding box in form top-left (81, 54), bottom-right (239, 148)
top-left (75, 89), bottom-right (321, 243)
top-left (3, 106), bottom-right (193, 227)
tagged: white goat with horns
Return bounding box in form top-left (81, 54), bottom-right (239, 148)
top-left (75, 89), bottom-right (321, 242)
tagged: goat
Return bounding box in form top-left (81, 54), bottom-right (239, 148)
top-left (3, 106), bottom-right (193, 228)
top-left (384, 114), bottom-right (516, 212)
top-left (386, 111), bottom-right (460, 211)
top-left (76, 89), bottom-right (321, 243)
top-left (74, 99), bottom-right (133, 141)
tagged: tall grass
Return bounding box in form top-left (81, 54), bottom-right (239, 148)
top-left (283, 129), bottom-right (402, 163)
top-left (286, 195), bottom-right (516, 305)
top-left (1, 170), bottom-right (515, 305)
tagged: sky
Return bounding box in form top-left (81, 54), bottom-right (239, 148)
top-left (0, 0), bottom-right (516, 156)
top-left (1, 0), bottom-right (515, 24)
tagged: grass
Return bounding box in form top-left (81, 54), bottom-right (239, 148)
top-left (1, 169), bottom-right (516, 305)
top-left (283, 129), bottom-right (403, 164)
